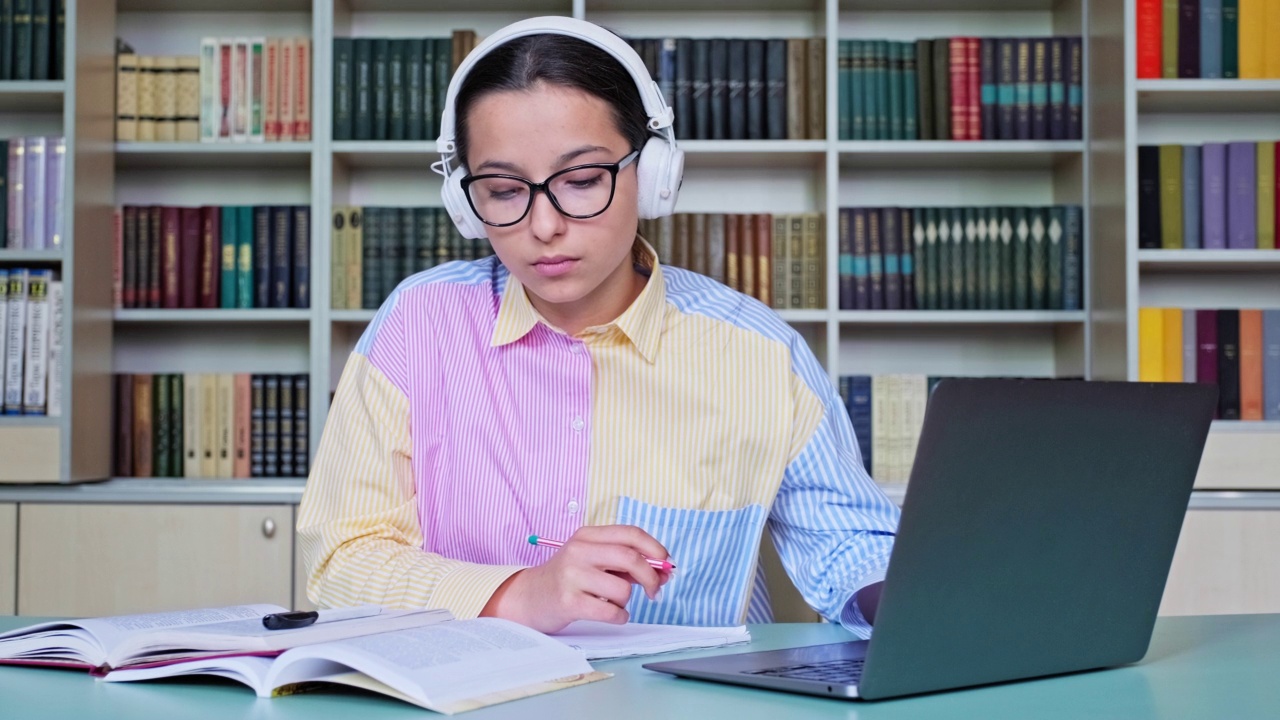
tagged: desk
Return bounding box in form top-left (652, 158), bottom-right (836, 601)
top-left (2, 615), bottom-right (1278, 719)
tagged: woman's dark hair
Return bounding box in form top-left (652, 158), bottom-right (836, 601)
top-left (453, 34), bottom-right (650, 169)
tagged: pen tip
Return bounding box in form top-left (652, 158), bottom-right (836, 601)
top-left (527, 535), bottom-right (538, 545)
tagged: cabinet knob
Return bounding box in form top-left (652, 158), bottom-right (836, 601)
top-left (262, 518), bottom-right (277, 538)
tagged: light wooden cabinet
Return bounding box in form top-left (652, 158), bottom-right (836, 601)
top-left (0, 504), bottom-right (14, 615)
top-left (1161, 510), bottom-right (1280, 617)
top-left (17, 504), bottom-right (293, 617)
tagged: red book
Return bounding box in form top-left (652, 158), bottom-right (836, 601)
top-left (180, 208), bottom-right (201, 309)
top-left (1196, 310), bottom-right (1218, 415)
top-left (112, 209), bottom-right (122, 309)
top-left (147, 206), bottom-right (163, 308)
top-left (1136, 0), bottom-right (1163, 79)
top-left (949, 38), bottom-right (968, 140)
top-left (198, 206), bottom-right (219, 308)
top-left (161, 206), bottom-right (181, 309)
top-left (966, 38), bottom-right (981, 140)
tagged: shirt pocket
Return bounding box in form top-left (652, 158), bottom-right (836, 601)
top-left (615, 496), bottom-right (768, 626)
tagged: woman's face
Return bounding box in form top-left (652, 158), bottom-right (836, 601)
top-left (464, 81), bottom-right (642, 331)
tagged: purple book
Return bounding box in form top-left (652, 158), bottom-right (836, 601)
top-left (7, 139), bottom-right (24, 249)
top-left (1196, 309), bottom-right (1219, 410)
top-left (1201, 143), bottom-right (1227, 249)
top-left (44, 136), bottom-right (65, 249)
top-left (1226, 141), bottom-right (1256, 249)
top-left (22, 136), bottom-right (46, 251)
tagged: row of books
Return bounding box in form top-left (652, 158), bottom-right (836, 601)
top-left (838, 36), bottom-right (1083, 142)
top-left (0, 3), bottom-right (64, 80)
top-left (331, 31), bottom-right (475, 142)
top-left (837, 374), bottom-right (928, 484)
top-left (113, 205), bottom-right (311, 310)
top-left (1139, 141), bottom-right (1278, 250)
top-left (113, 373), bottom-right (309, 479)
top-left (1, 269), bottom-right (62, 416)
top-left (330, 206), bottom-right (488, 311)
top-left (625, 37), bottom-right (825, 142)
top-left (1136, 0), bottom-right (1280, 79)
top-left (637, 213), bottom-right (823, 310)
top-left (1139, 308), bottom-right (1280, 421)
top-left (1, 136), bottom-right (65, 250)
top-left (114, 37), bottom-right (312, 143)
top-left (839, 206), bottom-right (1083, 312)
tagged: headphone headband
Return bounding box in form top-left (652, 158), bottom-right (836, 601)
top-left (434, 16), bottom-right (675, 176)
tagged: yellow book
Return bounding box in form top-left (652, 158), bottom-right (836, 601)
top-left (200, 374), bottom-right (217, 477)
top-left (217, 373), bottom-right (235, 478)
top-left (1259, 142), bottom-right (1276, 249)
top-left (1139, 308), bottom-right (1165, 382)
top-left (115, 54), bottom-right (138, 142)
top-left (136, 55), bottom-right (156, 142)
top-left (1238, 0), bottom-right (1265, 78)
top-left (1162, 308), bottom-right (1183, 383)
top-left (1268, 1), bottom-right (1280, 77)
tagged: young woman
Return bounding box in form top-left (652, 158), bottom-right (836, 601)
top-left (298, 18), bottom-right (899, 637)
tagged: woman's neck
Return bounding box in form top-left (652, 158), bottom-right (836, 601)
top-left (528, 259), bottom-right (648, 337)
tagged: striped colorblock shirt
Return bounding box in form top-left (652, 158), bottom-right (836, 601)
top-left (297, 241), bottom-right (899, 637)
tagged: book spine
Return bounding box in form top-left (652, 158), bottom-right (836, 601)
top-left (294, 374), bottom-right (309, 474)
top-left (0, 0), bottom-right (12, 82)
top-left (674, 38), bottom-right (693, 141)
top-left (949, 39), bottom-right (966, 140)
top-left (1047, 208), bottom-right (1064, 310)
top-left (420, 38), bottom-right (436, 141)
top-left (837, 40), bottom-right (851, 140)
top-left (1180, 145), bottom-right (1202, 249)
top-left (1138, 145), bottom-right (1162, 247)
top-left (1158, 144), bottom-right (1183, 248)
top-left (248, 40), bottom-right (264, 141)
top-left (234, 206), bottom-right (252, 308)
top-left (1240, 309), bottom-right (1264, 420)
top-left (265, 38), bottom-right (281, 141)
top-left (390, 41), bottom-right (406, 140)
top-left (45, 134), bottom-right (62, 250)
top-left (1201, 0), bottom-right (1223, 78)
top-left (932, 39), bottom-right (950, 141)
top-left (965, 207), bottom-right (981, 308)
top-left (279, 375), bottom-right (294, 477)
top-left (19, 269), bottom-right (48, 413)
top-left (217, 42), bottom-right (231, 140)
top-left (154, 56), bottom-right (176, 142)
top-left (146, 206), bottom-right (161, 307)
top-left (1139, 307), bottom-right (1165, 381)
top-left (763, 39), bottom-right (785, 141)
top-left (754, 213), bottom-right (771, 307)
top-left (1238, 0), bottom-right (1263, 77)
top-left (1137, 0), bottom-right (1164, 78)
top-left (837, 209), bottom-right (853, 309)
top-left (199, 39), bottom-right (219, 141)
top-left (12, 0), bottom-right (30, 80)
top-left (250, 374), bottom-right (264, 477)
top-left (727, 39), bottom-right (747, 141)
top-left (1067, 39), bottom-right (1085, 136)
top-left (1184, 309), bottom-right (1198, 383)
top-left (786, 38), bottom-right (806, 140)
top-left (1226, 142), bottom-right (1256, 249)
top-left (332, 37), bottom-right (354, 141)
top-left (264, 374), bottom-right (279, 477)
top-left (294, 37), bottom-right (311, 141)
top-left (806, 38), bottom-right (824, 140)
top-left (1162, 0), bottom-right (1179, 77)
top-left (200, 374), bottom-right (216, 475)
top-left (230, 41), bottom-right (246, 141)
top-left (153, 372), bottom-right (171, 476)
top-left (347, 207), bottom-right (363, 310)
top-left (1162, 308), bottom-right (1184, 382)
top-left (1202, 143), bottom-right (1228, 249)
top-left (916, 40), bottom-right (933, 141)
top-left (1012, 208), bottom-right (1029, 310)
top-left (405, 38), bottom-right (423, 142)
top-left (996, 39), bottom-right (1015, 140)
top-left (176, 56), bottom-right (200, 142)
top-left (178, 207), bottom-right (198, 308)
top-left (253, 206), bottom-right (270, 307)
top-left (745, 39), bottom-right (765, 141)
top-left (1177, 0), bottom-right (1201, 77)
top-left (44, 278), bottom-right (60, 415)
top-left (217, 373), bottom-right (234, 477)
top-left (1259, 142), bottom-right (1276, 250)
top-left (1265, 310), bottom-right (1280, 420)
top-left (979, 38), bottom-right (996, 141)
top-left (293, 205), bottom-right (310, 308)
top-left (133, 375), bottom-right (152, 476)
top-left (234, 373), bottom-right (251, 477)
top-left (965, 38), bottom-right (980, 141)
top-left (270, 206), bottom-right (292, 308)
top-left (1218, 309), bottom-right (1241, 419)
top-left (168, 374), bottom-right (182, 476)
top-left (887, 42), bottom-right (903, 140)
top-left (362, 206), bottom-right (381, 309)
top-left (116, 53), bottom-right (138, 141)
top-left (122, 205), bottom-right (138, 307)
top-left (902, 42), bottom-right (918, 141)
top-left (1014, 39), bottom-right (1031, 139)
top-left (1063, 206), bottom-right (1082, 311)
top-left (114, 373), bottom-right (133, 476)
top-left (1048, 38), bottom-right (1066, 141)
top-left (183, 372), bottom-right (200, 477)
top-left (1030, 38), bottom-right (1048, 140)
top-left (1222, 0), bottom-right (1238, 78)
top-left (21, 137), bottom-right (43, 250)
top-left (882, 208), bottom-right (902, 310)
top-left (867, 209), bottom-right (884, 310)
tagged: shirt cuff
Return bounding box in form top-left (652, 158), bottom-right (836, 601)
top-left (838, 567), bottom-right (889, 639)
top-left (429, 563), bottom-right (527, 620)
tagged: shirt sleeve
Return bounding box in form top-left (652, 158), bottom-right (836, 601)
top-left (766, 335), bottom-right (900, 638)
top-left (296, 301), bottom-right (524, 618)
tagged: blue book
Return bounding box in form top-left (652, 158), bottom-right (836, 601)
top-left (997, 39), bottom-right (1016, 140)
top-left (875, 40), bottom-right (889, 141)
top-left (1265, 310), bottom-right (1280, 420)
top-left (1182, 145), bottom-right (1202, 248)
top-left (850, 41), bottom-right (866, 140)
top-left (846, 375), bottom-right (873, 473)
top-left (902, 41), bottom-right (918, 140)
top-left (1030, 38), bottom-right (1049, 140)
top-left (887, 42), bottom-right (903, 140)
top-left (253, 206), bottom-right (271, 309)
top-left (1067, 37), bottom-right (1083, 140)
top-left (1064, 205), bottom-right (1082, 311)
top-left (838, 40), bottom-right (852, 140)
top-left (980, 39), bottom-right (997, 140)
top-left (1200, 0), bottom-right (1223, 78)
top-left (1014, 39), bottom-right (1032, 139)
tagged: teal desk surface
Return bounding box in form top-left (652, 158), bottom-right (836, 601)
top-left (2, 614), bottom-right (1278, 719)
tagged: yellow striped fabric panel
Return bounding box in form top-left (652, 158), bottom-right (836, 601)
top-left (585, 304), bottom-right (825, 525)
top-left (296, 352), bottom-right (523, 616)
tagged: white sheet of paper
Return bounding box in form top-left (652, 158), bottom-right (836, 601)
top-left (550, 622), bottom-right (751, 660)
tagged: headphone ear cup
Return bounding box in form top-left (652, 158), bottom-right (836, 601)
top-left (635, 135), bottom-right (684, 219)
top-left (441, 164), bottom-right (489, 240)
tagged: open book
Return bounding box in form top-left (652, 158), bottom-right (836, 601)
top-left (102, 618), bottom-right (607, 715)
top-left (0, 604), bottom-right (452, 672)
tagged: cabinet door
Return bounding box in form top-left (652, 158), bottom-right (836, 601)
top-left (1160, 510), bottom-right (1280, 616)
top-left (18, 504), bottom-right (293, 616)
top-left (0, 504), bottom-right (14, 615)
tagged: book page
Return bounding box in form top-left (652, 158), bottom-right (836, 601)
top-left (101, 655), bottom-right (277, 697)
top-left (550, 622), bottom-right (752, 660)
top-left (268, 618), bottom-right (598, 712)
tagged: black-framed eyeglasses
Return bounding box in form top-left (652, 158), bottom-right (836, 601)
top-left (461, 150), bottom-right (640, 228)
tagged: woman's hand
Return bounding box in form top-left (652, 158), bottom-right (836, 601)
top-left (480, 525), bottom-right (673, 634)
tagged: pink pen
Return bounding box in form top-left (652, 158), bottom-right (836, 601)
top-left (527, 534), bottom-right (676, 572)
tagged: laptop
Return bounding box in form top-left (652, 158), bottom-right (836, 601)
top-left (644, 378), bottom-right (1217, 701)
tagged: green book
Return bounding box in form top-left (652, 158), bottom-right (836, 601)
top-left (362, 207), bottom-right (383, 309)
top-left (421, 38), bottom-right (437, 141)
top-left (372, 38), bottom-right (390, 141)
top-left (388, 39), bottom-right (407, 141)
top-left (1048, 206), bottom-right (1064, 311)
top-left (974, 207), bottom-right (989, 309)
top-left (332, 38), bottom-right (354, 141)
top-left (963, 207), bottom-right (979, 309)
top-left (838, 40), bottom-right (852, 140)
top-left (923, 208), bottom-right (940, 310)
top-left (13, 0), bottom-right (32, 80)
top-left (911, 208), bottom-right (927, 309)
top-left (435, 206), bottom-right (452, 266)
top-left (985, 207), bottom-right (1001, 310)
top-left (1222, 0), bottom-right (1239, 78)
top-left (887, 41), bottom-right (903, 140)
top-left (400, 207), bottom-right (416, 281)
top-left (414, 207), bottom-right (434, 272)
top-left (236, 206), bottom-right (254, 309)
top-left (1013, 207), bottom-right (1029, 310)
top-left (353, 38), bottom-right (373, 140)
top-left (220, 206), bottom-right (237, 309)
top-left (434, 38), bottom-right (451, 143)
top-left (902, 41), bottom-right (918, 140)
top-left (153, 374), bottom-right (172, 478)
top-left (170, 374), bottom-right (184, 478)
top-left (1, 0), bottom-right (13, 80)
top-left (948, 208), bottom-right (964, 309)
top-left (31, 0), bottom-right (47, 79)
top-left (1158, 144), bottom-right (1183, 249)
top-left (875, 40), bottom-right (889, 141)
top-left (1028, 207), bottom-right (1047, 310)
top-left (850, 41), bottom-right (865, 140)
top-left (406, 38), bottom-right (424, 141)
top-left (864, 42), bottom-right (880, 141)
top-left (381, 206), bottom-right (401, 300)
top-left (1162, 0), bottom-right (1178, 78)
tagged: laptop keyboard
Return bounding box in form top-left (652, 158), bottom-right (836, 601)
top-left (744, 658), bottom-right (865, 684)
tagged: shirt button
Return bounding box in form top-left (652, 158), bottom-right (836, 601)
top-left (571, 416), bottom-right (584, 432)
top-left (567, 500), bottom-right (580, 515)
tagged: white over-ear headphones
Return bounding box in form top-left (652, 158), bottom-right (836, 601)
top-left (432, 16), bottom-right (685, 240)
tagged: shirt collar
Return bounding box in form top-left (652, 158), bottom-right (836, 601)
top-left (490, 238), bottom-right (666, 364)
